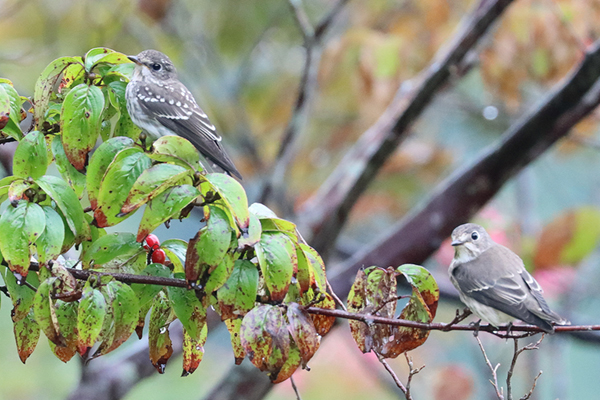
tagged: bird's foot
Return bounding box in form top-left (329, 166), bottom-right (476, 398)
top-left (469, 319), bottom-right (482, 337)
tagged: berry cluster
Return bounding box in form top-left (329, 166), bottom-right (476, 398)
top-left (143, 234), bottom-right (166, 264)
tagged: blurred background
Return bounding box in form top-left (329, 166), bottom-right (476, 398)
top-left (2, 0), bottom-right (600, 399)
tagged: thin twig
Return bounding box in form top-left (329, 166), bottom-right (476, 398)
top-left (260, 0), bottom-right (350, 206)
top-left (377, 353), bottom-right (408, 397)
top-left (288, 0), bottom-right (314, 38)
top-left (0, 137), bottom-right (17, 145)
top-left (476, 336), bottom-right (504, 400)
top-left (404, 353), bottom-right (425, 400)
top-left (442, 308), bottom-right (473, 331)
top-left (371, 294), bottom-right (412, 315)
top-left (507, 336), bottom-right (544, 400)
top-left (521, 371), bottom-right (542, 400)
top-left (326, 279), bottom-right (347, 311)
top-left (290, 376), bottom-right (303, 400)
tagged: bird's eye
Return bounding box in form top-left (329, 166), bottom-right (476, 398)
top-left (151, 63), bottom-right (162, 71)
top-left (471, 232), bottom-right (479, 240)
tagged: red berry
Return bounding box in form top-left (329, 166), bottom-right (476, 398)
top-left (151, 249), bottom-right (166, 264)
top-left (145, 234), bottom-right (160, 251)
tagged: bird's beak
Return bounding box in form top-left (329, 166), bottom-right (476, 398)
top-left (451, 239), bottom-right (464, 246)
top-left (128, 55), bottom-right (142, 65)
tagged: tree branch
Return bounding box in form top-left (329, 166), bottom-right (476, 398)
top-left (329, 38), bottom-right (600, 297)
top-left (259, 0), bottom-right (349, 208)
top-left (299, 0), bottom-right (516, 257)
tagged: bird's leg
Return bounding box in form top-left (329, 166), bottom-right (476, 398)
top-left (505, 322), bottom-right (514, 338)
top-left (469, 319), bottom-right (482, 337)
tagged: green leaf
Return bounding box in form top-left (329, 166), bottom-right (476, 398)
top-left (182, 324), bottom-right (208, 376)
top-left (33, 277), bottom-right (60, 344)
top-left (13, 131), bottom-right (48, 179)
top-left (225, 318), bottom-right (245, 364)
top-left (0, 201), bottom-right (46, 276)
top-left (32, 56), bottom-right (82, 127)
top-left (206, 173), bottom-right (249, 229)
top-left (8, 179), bottom-right (31, 203)
top-left (61, 83), bottom-right (105, 170)
top-left (160, 239), bottom-right (188, 274)
top-left (94, 148), bottom-right (152, 227)
top-left (396, 264), bottom-right (439, 319)
top-left (203, 252), bottom-right (236, 298)
top-left (131, 263), bottom-right (172, 311)
top-left (121, 163), bottom-right (194, 214)
top-left (149, 136), bottom-right (203, 171)
top-left (77, 281), bottom-right (107, 356)
top-left (379, 264), bottom-right (439, 358)
top-left (298, 243), bottom-right (327, 293)
top-left (96, 280), bottom-right (139, 355)
top-left (84, 48), bottom-right (129, 72)
top-left (51, 136), bottom-right (85, 198)
top-left (14, 312), bottom-right (40, 364)
top-left (240, 304), bottom-right (290, 379)
top-left (36, 175), bottom-right (91, 243)
top-left (136, 185), bottom-right (200, 243)
top-left (36, 206), bottom-right (65, 266)
top-left (107, 81), bottom-right (141, 139)
top-left (167, 273), bottom-right (207, 341)
top-left (86, 136), bottom-right (135, 209)
top-left (82, 232), bottom-right (141, 269)
top-left (238, 212), bottom-right (262, 249)
top-left (287, 302), bottom-right (319, 368)
top-left (49, 300), bottom-right (79, 362)
top-left (217, 259), bottom-right (259, 320)
top-left (3, 268), bottom-right (40, 322)
top-left (255, 231), bottom-right (297, 302)
top-left (148, 291), bottom-right (174, 373)
top-left (0, 82), bottom-right (23, 139)
top-left (347, 267), bottom-right (396, 354)
top-left (198, 206), bottom-right (233, 268)
top-left (0, 175), bottom-right (18, 203)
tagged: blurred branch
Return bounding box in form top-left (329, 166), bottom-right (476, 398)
top-left (259, 0), bottom-right (349, 209)
top-left (67, 322), bottom-right (184, 400)
top-left (476, 336), bottom-right (543, 400)
top-left (330, 38), bottom-right (600, 296)
top-left (476, 336), bottom-right (504, 399)
top-left (299, 0), bottom-right (515, 257)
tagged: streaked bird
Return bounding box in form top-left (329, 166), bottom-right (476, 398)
top-left (126, 49), bottom-right (242, 179)
top-left (448, 223), bottom-right (567, 332)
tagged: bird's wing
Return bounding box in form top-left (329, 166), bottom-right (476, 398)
top-left (136, 82), bottom-right (242, 179)
top-left (451, 246), bottom-right (555, 330)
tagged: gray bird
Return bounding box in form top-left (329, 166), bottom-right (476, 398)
top-left (126, 49), bottom-right (242, 179)
top-left (448, 223), bottom-right (567, 332)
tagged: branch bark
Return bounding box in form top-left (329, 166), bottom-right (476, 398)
top-left (299, 0), bottom-right (516, 257)
top-left (330, 39), bottom-right (600, 297)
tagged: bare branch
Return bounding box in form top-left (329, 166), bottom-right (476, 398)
top-left (404, 353), bottom-right (425, 400)
top-left (521, 371), bottom-right (543, 400)
top-left (377, 353), bottom-right (408, 396)
top-left (300, 0), bottom-right (516, 257)
top-left (288, 0), bottom-right (314, 38)
top-left (290, 376), bottom-right (303, 400)
top-left (259, 0), bottom-right (349, 207)
top-left (476, 336), bottom-right (504, 400)
top-left (506, 336), bottom-right (544, 400)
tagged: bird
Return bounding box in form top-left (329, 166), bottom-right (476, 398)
top-left (125, 49), bottom-right (242, 179)
top-left (448, 223), bottom-right (567, 332)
